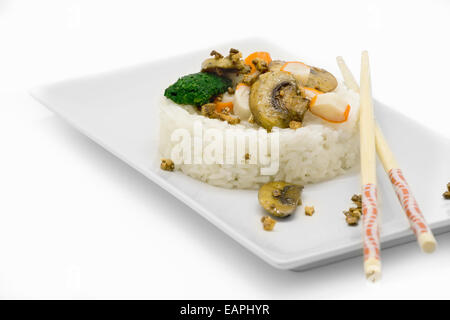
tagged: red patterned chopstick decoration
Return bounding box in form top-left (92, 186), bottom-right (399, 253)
top-left (388, 168), bottom-right (435, 252)
top-left (362, 183), bottom-right (381, 265)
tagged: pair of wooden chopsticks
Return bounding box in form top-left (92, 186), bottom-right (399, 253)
top-left (336, 53), bottom-right (437, 282)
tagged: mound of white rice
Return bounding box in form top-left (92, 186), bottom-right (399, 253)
top-left (159, 83), bottom-right (360, 189)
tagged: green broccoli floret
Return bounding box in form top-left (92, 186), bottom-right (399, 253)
top-left (164, 72), bottom-right (231, 107)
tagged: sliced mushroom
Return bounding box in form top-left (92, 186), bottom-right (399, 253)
top-left (201, 49), bottom-right (251, 76)
top-left (305, 66), bottom-right (338, 92)
top-left (241, 57), bottom-right (270, 86)
top-left (258, 181), bottom-right (303, 218)
top-left (242, 71), bottom-right (261, 86)
top-left (249, 71), bottom-right (309, 130)
top-left (252, 58), bottom-right (269, 73)
top-left (201, 50), bottom-right (251, 89)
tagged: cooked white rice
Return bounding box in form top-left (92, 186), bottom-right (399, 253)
top-left (159, 83), bottom-right (360, 189)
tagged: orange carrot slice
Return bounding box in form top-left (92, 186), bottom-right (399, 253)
top-left (245, 52), bottom-right (272, 73)
top-left (215, 101), bottom-right (233, 113)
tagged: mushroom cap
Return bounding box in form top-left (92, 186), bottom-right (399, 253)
top-left (249, 71), bottom-right (309, 130)
top-left (306, 66), bottom-right (338, 92)
top-left (201, 49), bottom-right (251, 75)
top-left (258, 181), bottom-right (303, 218)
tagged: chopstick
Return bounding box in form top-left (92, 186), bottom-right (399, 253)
top-left (336, 56), bottom-right (437, 254)
top-left (359, 51), bottom-right (381, 282)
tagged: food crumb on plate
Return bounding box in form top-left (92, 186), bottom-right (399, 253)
top-left (343, 194), bottom-right (362, 226)
top-left (261, 216), bottom-right (276, 231)
top-left (443, 183), bottom-right (450, 199)
top-left (305, 206), bottom-right (315, 216)
top-left (160, 158), bottom-right (175, 171)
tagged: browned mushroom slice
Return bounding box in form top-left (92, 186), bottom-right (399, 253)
top-left (241, 58), bottom-right (270, 86)
top-left (249, 71), bottom-right (309, 130)
top-left (201, 49), bottom-right (251, 75)
top-left (201, 49), bottom-right (251, 89)
top-left (258, 181), bottom-right (303, 218)
top-left (305, 66), bottom-right (338, 92)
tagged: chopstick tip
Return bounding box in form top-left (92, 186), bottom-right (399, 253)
top-left (418, 233), bottom-right (437, 253)
top-left (364, 258), bottom-right (381, 282)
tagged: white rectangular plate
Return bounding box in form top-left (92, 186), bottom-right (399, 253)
top-left (30, 39), bottom-right (450, 270)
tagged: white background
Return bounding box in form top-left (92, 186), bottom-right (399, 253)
top-left (1, 0), bottom-right (449, 299)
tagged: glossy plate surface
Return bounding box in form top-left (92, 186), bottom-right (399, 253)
top-left (30, 39), bottom-right (450, 270)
